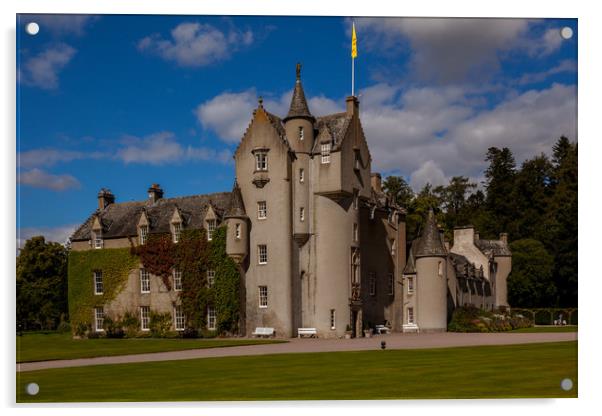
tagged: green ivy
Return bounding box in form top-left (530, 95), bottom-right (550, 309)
top-left (68, 248), bottom-right (138, 330)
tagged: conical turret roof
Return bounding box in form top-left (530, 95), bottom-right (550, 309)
top-left (225, 180), bottom-right (247, 218)
top-left (283, 63), bottom-right (313, 122)
top-left (415, 209), bottom-right (447, 257)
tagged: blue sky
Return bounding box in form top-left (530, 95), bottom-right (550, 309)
top-left (16, 15), bottom-right (577, 246)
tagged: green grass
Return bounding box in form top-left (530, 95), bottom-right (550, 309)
top-left (17, 341), bottom-right (577, 402)
top-left (511, 326), bottom-right (578, 333)
top-left (16, 332), bottom-right (285, 363)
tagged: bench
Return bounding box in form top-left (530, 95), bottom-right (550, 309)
top-left (375, 325), bottom-right (390, 334)
top-left (297, 328), bottom-right (317, 338)
top-left (252, 327), bottom-right (275, 338)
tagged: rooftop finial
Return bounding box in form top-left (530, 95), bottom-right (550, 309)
top-left (296, 62), bottom-right (301, 81)
top-left (258, 96), bottom-right (263, 107)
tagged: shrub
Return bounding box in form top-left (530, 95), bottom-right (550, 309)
top-left (182, 327), bottom-right (199, 338)
top-left (448, 305), bottom-right (531, 333)
top-left (103, 316), bottom-right (125, 339)
top-left (56, 319), bottom-right (71, 333)
top-left (87, 330), bottom-right (102, 339)
top-left (121, 310), bottom-right (140, 338)
top-left (149, 311), bottom-right (172, 338)
top-left (74, 322), bottom-right (90, 337)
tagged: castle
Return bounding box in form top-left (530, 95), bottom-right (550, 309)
top-left (70, 66), bottom-right (511, 338)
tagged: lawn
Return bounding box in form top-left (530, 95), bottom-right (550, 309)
top-left (511, 326), bottom-right (578, 333)
top-left (16, 332), bottom-right (285, 363)
top-left (16, 341), bottom-right (577, 402)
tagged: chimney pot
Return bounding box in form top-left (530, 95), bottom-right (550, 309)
top-left (97, 188), bottom-right (115, 210)
top-left (474, 231), bottom-right (480, 242)
top-left (499, 232), bottom-right (508, 244)
top-left (148, 184), bottom-right (164, 203)
top-left (371, 173), bottom-right (382, 193)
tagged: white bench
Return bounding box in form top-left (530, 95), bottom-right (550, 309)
top-left (252, 327), bottom-right (275, 338)
top-left (297, 328), bottom-right (317, 338)
top-left (375, 325), bottom-right (390, 334)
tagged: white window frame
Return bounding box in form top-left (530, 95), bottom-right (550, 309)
top-left (407, 307), bottom-right (415, 325)
top-left (258, 285), bottom-right (268, 308)
top-left (407, 276), bottom-right (415, 294)
top-left (258, 244), bottom-right (268, 265)
top-left (94, 307), bottom-right (104, 332)
top-left (140, 306), bottom-right (150, 331)
top-left (255, 152), bottom-right (268, 171)
top-left (235, 223), bottom-right (241, 239)
top-left (369, 273), bottom-right (376, 296)
top-left (207, 219), bottom-right (216, 241)
top-left (321, 143), bottom-right (331, 164)
top-left (94, 236), bottom-right (103, 249)
top-left (140, 269), bottom-right (151, 293)
top-left (207, 306), bottom-right (216, 330)
top-left (299, 126), bottom-right (304, 141)
top-left (257, 201), bottom-right (267, 219)
top-left (174, 306), bottom-right (186, 331)
top-left (299, 168), bottom-right (305, 183)
top-left (173, 269), bottom-right (182, 291)
top-left (207, 269), bottom-right (215, 287)
top-left (172, 222), bottom-right (181, 243)
top-left (93, 270), bottom-right (103, 295)
top-left (330, 309), bottom-right (336, 330)
top-left (300, 207), bottom-right (305, 222)
top-left (139, 225), bottom-right (148, 245)
top-left (353, 223), bottom-right (359, 242)
top-left (387, 273), bottom-right (394, 295)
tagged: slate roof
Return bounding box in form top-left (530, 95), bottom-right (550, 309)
top-left (475, 239), bottom-right (512, 257)
top-left (315, 112), bottom-right (352, 148)
top-left (403, 241), bottom-right (418, 274)
top-left (71, 192), bottom-right (231, 241)
top-left (284, 79), bottom-right (313, 121)
top-left (415, 209), bottom-right (447, 257)
top-left (225, 181), bottom-right (247, 218)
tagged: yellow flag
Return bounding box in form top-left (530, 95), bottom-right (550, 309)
top-left (351, 22), bottom-right (358, 58)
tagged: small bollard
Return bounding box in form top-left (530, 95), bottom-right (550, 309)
top-left (381, 341), bottom-right (386, 350)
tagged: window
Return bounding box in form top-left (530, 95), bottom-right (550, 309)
top-left (139, 225), bottom-right (148, 245)
top-left (387, 273), bottom-right (394, 295)
top-left (173, 269), bottom-right (182, 291)
top-left (259, 285), bottom-right (268, 308)
top-left (94, 235), bottom-right (103, 249)
top-left (207, 270), bottom-right (215, 287)
top-left (207, 306), bottom-right (216, 330)
top-left (353, 223), bottom-right (359, 242)
top-left (255, 151), bottom-right (268, 171)
top-left (369, 274), bottom-right (376, 296)
top-left (299, 126), bottom-right (304, 140)
top-left (235, 223), bottom-right (241, 239)
top-left (300, 207), bottom-right (305, 222)
top-left (407, 276), bottom-right (414, 294)
top-left (299, 168), bottom-right (305, 183)
top-left (94, 307), bottom-right (104, 332)
top-left (93, 271), bottom-right (103, 295)
top-left (354, 151), bottom-right (361, 170)
top-left (140, 306), bottom-right (150, 331)
top-left (173, 222), bottom-right (181, 243)
top-left (207, 219), bottom-right (216, 241)
top-left (257, 201), bottom-right (267, 219)
top-left (330, 309), bottom-right (336, 330)
top-left (174, 306), bottom-right (185, 331)
top-left (258, 244), bottom-right (268, 264)
top-left (438, 261), bottom-right (444, 277)
top-left (140, 269), bottom-right (150, 293)
top-left (353, 190), bottom-right (359, 210)
top-left (407, 307), bottom-right (415, 324)
top-left (391, 239), bottom-right (396, 256)
top-left (321, 143), bottom-right (331, 164)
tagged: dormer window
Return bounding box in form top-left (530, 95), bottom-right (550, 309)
top-left (207, 219), bottom-right (216, 241)
top-left (255, 151), bottom-right (268, 171)
top-left (139, 225), bottom-right (148, 245)
top-left (299, 126), bottom-right (304, 141)
top-left (172, 222), bottom-right (181, 243)
top-left (321, 143), bottom-right (331, 164)
top-left (93, 234), bottom-right (103, 249)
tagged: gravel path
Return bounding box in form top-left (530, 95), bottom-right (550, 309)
top-left (17, 331), bottom-right (576, 373)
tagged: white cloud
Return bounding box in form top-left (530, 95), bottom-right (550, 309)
top-left (18, 168), bottom-right (80, 191)
top-left (517, 59), bottom-right (576, 85)
top-left (138, 22), bottom-right (253, 67)
top-left (116, 131), bottom-right (232, 165)
top-left (409, 160), bottom-right (448, 190)
top-left (27, 15), bottom-right (97, 36)
top-left (18, 224), bottom-right (79, 249)
top-left (19, 43), bottom-right (76, 90)
top-left (19, 148), bottom-right (104, 169)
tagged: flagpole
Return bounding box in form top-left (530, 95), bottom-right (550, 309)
top-left (352, 55), bottom-right (355, 97)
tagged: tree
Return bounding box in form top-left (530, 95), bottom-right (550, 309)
top-left (483, 147), bottom-right (517, 239)
top-left (17, 236), bottom-right (68, 331)
top-left (382, 175), bottom-right (414, 208)
top-left (507, 239), bottom-right (556, 308)
top-left (434, 176), bottom-right (477, 232)
top-left (405, 184), bottom-right (442, 242)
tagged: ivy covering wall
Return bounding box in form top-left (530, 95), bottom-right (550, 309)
top-left (68, 247), bottom-right (139, 330)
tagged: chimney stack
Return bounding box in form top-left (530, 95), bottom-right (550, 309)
top-left (371, 173), bottom-right (382, 193)
top-left (97, 188), bottom-right (115, 210)
top-left (499, 232), bottom-right (508, 244)
top-left (148, 184), bottom-right (164, 204)
top-left (346, 96), bottom-right (359, 117)
top-left (474, 231), bottom-right (480, 242)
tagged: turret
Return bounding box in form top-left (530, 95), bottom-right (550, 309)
top-left (224, 180), bottom-right (249, 264)
top-left (414, 209), bottom-right (448, 331)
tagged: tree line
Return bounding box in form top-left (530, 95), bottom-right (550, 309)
top-left (382, 136), bottom-right (577, 308)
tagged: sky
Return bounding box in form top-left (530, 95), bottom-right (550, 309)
top-left (16, 14), bottom-right (577, 247)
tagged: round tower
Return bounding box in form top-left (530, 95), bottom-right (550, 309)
top-left (224, 180), bottom-right (249, 264)
top-left (414, 209), bottom-right (448, 332)
top-left (283, 63), bottom-right (314, 243)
